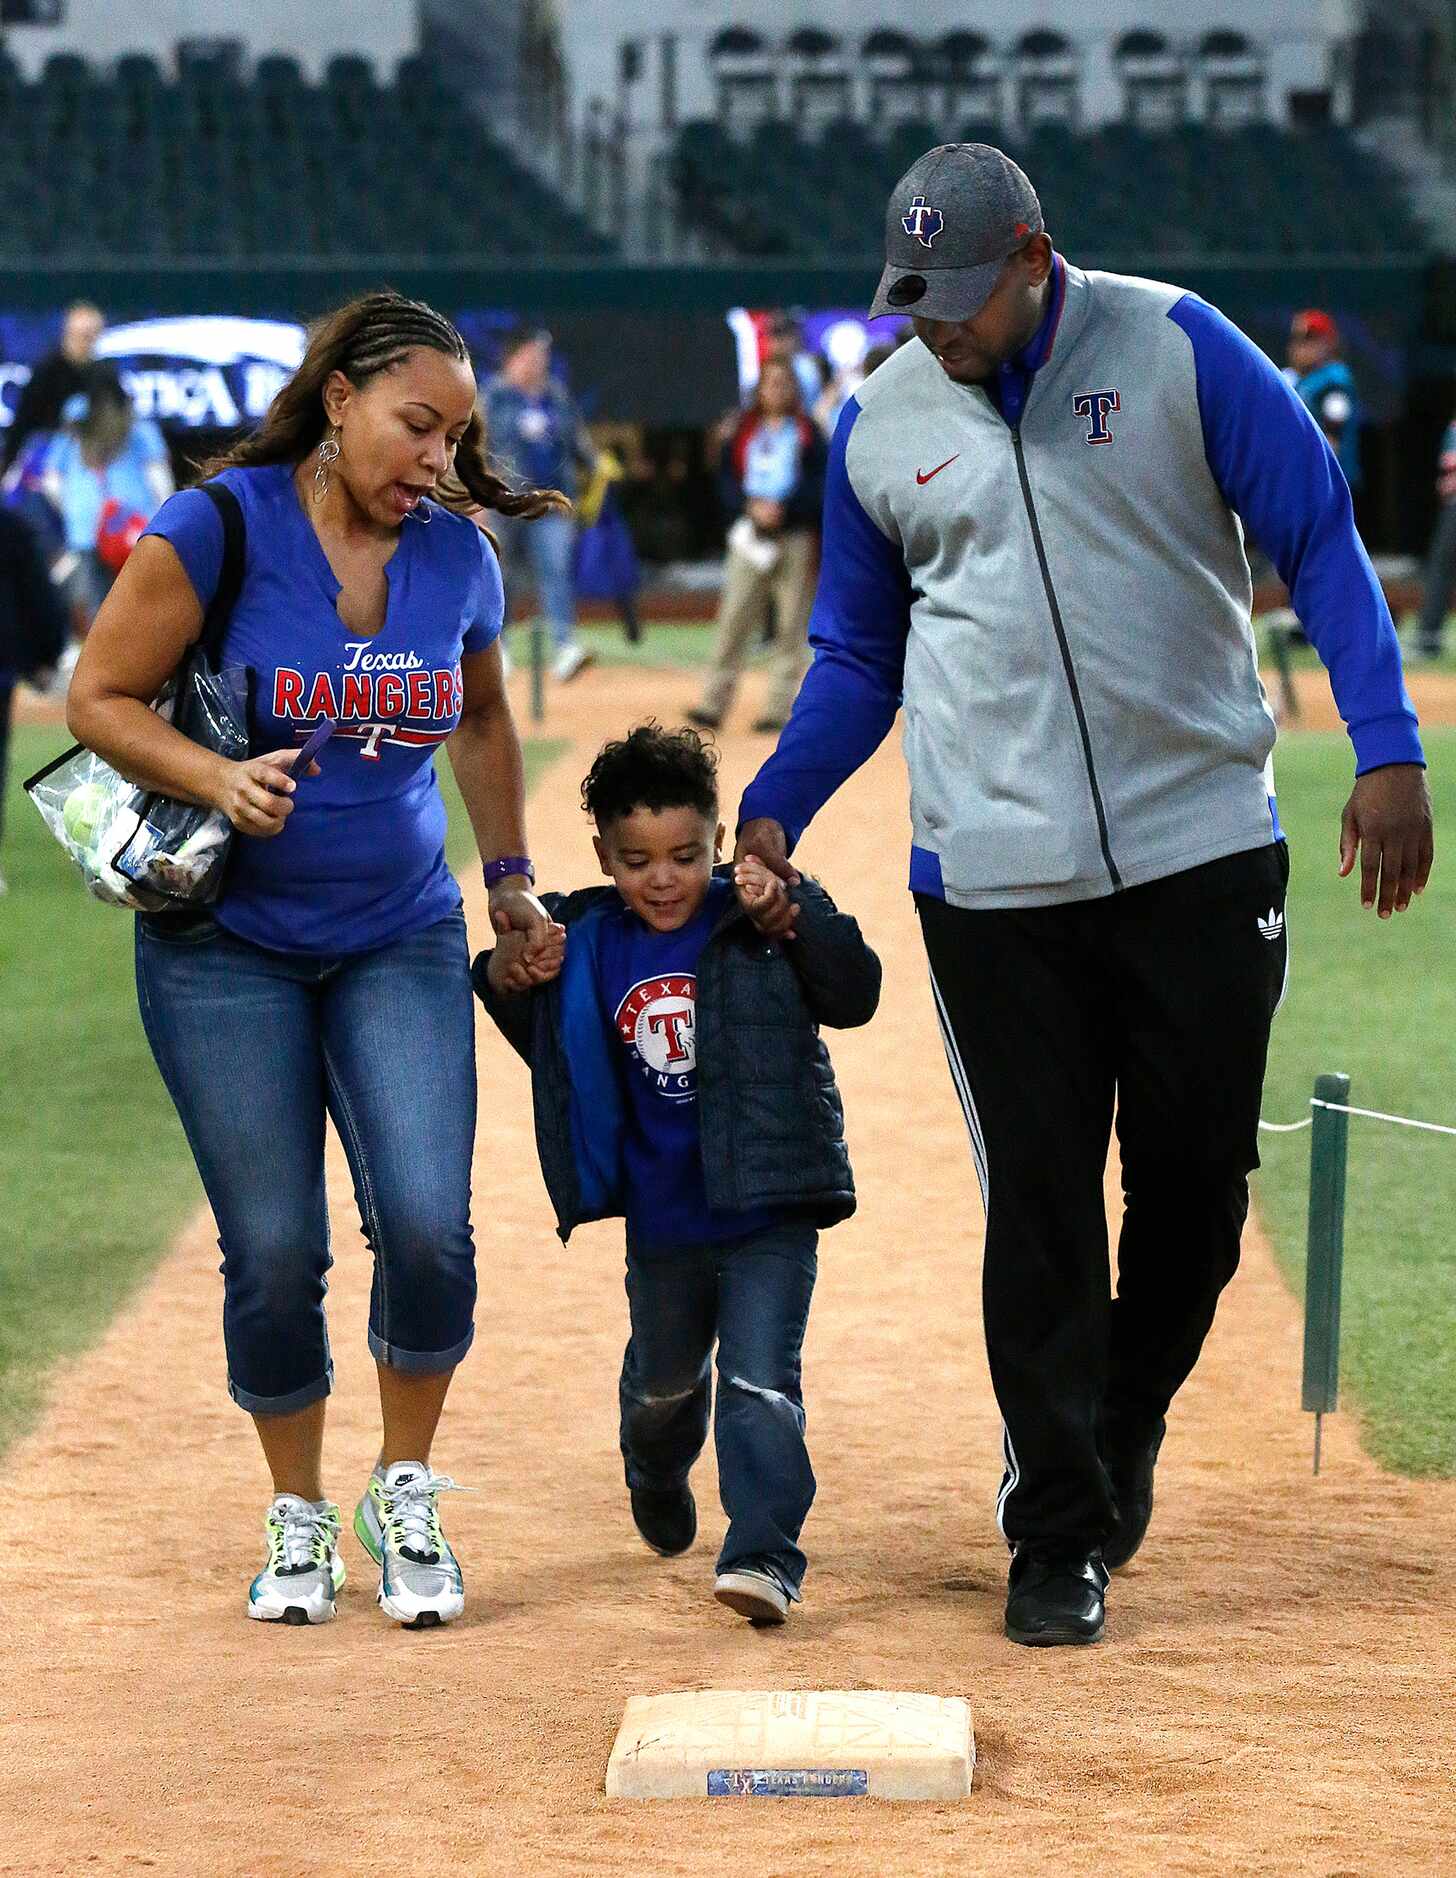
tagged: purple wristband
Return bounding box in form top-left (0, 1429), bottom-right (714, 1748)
top-left (483, 856), bottom-right (535, 888)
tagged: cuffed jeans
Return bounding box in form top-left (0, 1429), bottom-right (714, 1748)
top-left (135, 907), bottom-right (478, 1413)
top-left (619, 1220), bottom-right (818, 1598)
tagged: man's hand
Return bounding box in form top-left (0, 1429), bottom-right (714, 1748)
top-left (734, 854), bottom-right (800, 940)
top-left (1338, 765), bottom-right (1434, 917)
top-left (734, 819), bottom-right (803, 942)
top-left (735, 817), bottom-right (800, 884)
top-left (488, 922), bottom-right (566, 994)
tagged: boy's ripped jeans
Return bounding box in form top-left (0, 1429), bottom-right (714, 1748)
top-left (619, 1220), bottom-right (817, 1598)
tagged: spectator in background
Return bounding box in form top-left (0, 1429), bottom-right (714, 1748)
top-left (483, 328), bottom-right (597, 683)
top-left (0, 505), bottom-right (70, 892)
top-left (686, 357), bottom-right (826, 736)
top-left (43, 370), bottom-right (172, 638)
top-left (1, 301), bottom-right (122, 474)
top-left (1285, 309), bottom-right (1361, 492)
top-left (764, 313), bottom-right (826, 414)
top-left (1415, 412), bottom-right (1456, 660)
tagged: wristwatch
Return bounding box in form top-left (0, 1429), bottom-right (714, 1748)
top-left (483, 856), bottom-right (535, 887)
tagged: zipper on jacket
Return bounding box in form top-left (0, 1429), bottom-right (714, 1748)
top-left (1010, 427), bottom-right (1122, 892)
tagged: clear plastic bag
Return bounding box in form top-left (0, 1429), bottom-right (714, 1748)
top-left (25, 663), bottom-right (249, 911)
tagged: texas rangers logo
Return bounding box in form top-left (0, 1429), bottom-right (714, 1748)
top-left (271, 640), bottom-right (464, 761)
top-left (901, 195), bottom-right (945, 248)
top-left (1072, 388), bottom-right (1121, 445)
top-left (615, 975), bottom-right (698, 1103)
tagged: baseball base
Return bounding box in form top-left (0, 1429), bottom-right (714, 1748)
top-left (605, 1689), bottom-right (974, 1800)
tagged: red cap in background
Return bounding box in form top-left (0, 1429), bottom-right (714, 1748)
top-left (1291, 308), bottom-right (1338, 342)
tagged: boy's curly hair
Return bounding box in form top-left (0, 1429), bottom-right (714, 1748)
top-left (581, 722), bottom-right (720, 829)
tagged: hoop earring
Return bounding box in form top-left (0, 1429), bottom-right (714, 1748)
top-left (314, 429), bottom-right (340, 504)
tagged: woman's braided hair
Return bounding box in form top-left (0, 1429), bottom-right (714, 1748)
top-left (200, 289), bottom-right (569, 520)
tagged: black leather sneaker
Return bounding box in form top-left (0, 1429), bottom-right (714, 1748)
top-left (1103, 1417), bottom-right (1166, 1571)
top-left (630, 1483), bottom-right (697, 1557)
top-left (1004, 1543), bottom-right (1109, 1646)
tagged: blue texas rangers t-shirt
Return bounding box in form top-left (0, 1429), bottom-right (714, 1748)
top-left (143, 462), bottom-right (503, 955)
top-left (595, 877), bottom-right (779, 1249)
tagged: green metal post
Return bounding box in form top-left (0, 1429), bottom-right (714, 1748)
top-left (1302, 1071), bottom-right (1350, 1473)
top-left (530, 619), bottom-right (546, 724)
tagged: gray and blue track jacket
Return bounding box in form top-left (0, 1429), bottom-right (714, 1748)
top-left (739, 255), bottom-right (1424, 909)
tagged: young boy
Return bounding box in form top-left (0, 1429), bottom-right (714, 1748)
top-left (474, 724), bottom-right (880, 1625)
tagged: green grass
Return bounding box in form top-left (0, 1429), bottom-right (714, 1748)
top-left (504, 616), bottom-right (716, 674)
top-left (1255, 729), bottom-right (1456, 1475)
top-left (1258, 612), bottom-right (1456, 676)
top-left (0, 722), bottom-right (564, 1455)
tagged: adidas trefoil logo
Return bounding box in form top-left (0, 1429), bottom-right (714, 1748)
top-left (1257, 907), bottom-right (1284, 941)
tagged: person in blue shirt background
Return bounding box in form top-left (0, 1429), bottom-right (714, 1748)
top-left (1285, 308), bottom-right (1361, 494)
top-left (67, 291), bottom-right (560, 1633)
top-left (476, 725), bottom-right (880, 1626)
top-left (43, 369), bottom-right (173, 634)
top-left (483, 327), bottom-right (597, 684)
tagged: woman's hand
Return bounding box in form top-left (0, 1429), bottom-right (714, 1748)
top-left (211, 750), bottom-right (319, 838)
top-left (734, 854), bottom-right (799, 940)
top-left (488, 922), bottom-right (566, 994)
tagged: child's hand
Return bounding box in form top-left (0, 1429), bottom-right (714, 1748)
top-left (734, 855), bottom-right (799, 939)
top-left (488, 921), bottom-right (566, 993)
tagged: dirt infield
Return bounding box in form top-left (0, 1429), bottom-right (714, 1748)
top-left (4, 665), bottom-right (1453, 1877)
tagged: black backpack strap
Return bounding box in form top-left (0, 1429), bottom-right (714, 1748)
top-left (195, 481), bottom-right (246, 663)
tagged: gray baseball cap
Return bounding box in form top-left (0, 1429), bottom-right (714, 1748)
top-left (869, 144), bottom-right (1043, 324)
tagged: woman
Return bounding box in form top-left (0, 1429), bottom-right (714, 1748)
top-left (687, 357), bottom-right (826, 736)
top-left (44, 369), bottom-right (173, 634)
top-left (67, 292), bottom-right (562, 1630)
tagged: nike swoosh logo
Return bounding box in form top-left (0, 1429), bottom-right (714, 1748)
top-left (916, 455), bottom-right (959, 484)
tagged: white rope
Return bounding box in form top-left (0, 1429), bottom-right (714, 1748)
top-left (1312, 1098), bottom-right (1456, 1139)
top-left (1259, 1099), bottom-right (1456, 1139)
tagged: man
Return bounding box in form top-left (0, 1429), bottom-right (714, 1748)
top-left (1, 302), bottom-right (121, 474)
top-left (483, 327), bottom-right (596, 682)
top-left (736, 145), bottom-right (1432, 1648)
top-left (1285, 308), bottom-right (1361, 493)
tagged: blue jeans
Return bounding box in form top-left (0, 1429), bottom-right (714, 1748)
top-left (135, 907), bottom-right (478, 1413)
top-left (619, 1221), bottom-right (818, 1598)
top-left (495, 510), bottom-right (578, 650)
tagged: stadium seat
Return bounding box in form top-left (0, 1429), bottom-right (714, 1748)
top-left (668, 113), bottom-right (1423, 263)
top-left (0, 52), bottom-right (615, 261)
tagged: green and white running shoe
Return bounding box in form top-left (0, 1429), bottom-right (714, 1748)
top-left (248, 1494), bottom-right (345, 1626)
top-left (354, 1461), bottom-right (466, 1628)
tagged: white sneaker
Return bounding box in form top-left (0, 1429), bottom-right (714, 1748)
top-left (552, 641), bottom-right (594, 683)
top-left (354, 1460), bottom-right (466, 1628)
top-left (713, 1566), bottom-right (790, 1626)
top-left (247, 1494), bottom-right (345, 1626)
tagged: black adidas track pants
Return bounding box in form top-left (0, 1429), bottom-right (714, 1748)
top-left (917, 840), bottom-right (1290, 1549)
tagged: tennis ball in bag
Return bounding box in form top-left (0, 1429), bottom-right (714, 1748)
top-left (62, 781), bottom-right (111, 852)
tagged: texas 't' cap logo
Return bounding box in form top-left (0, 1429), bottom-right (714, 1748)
top-left (901, 196), bottom-right (945, 248)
